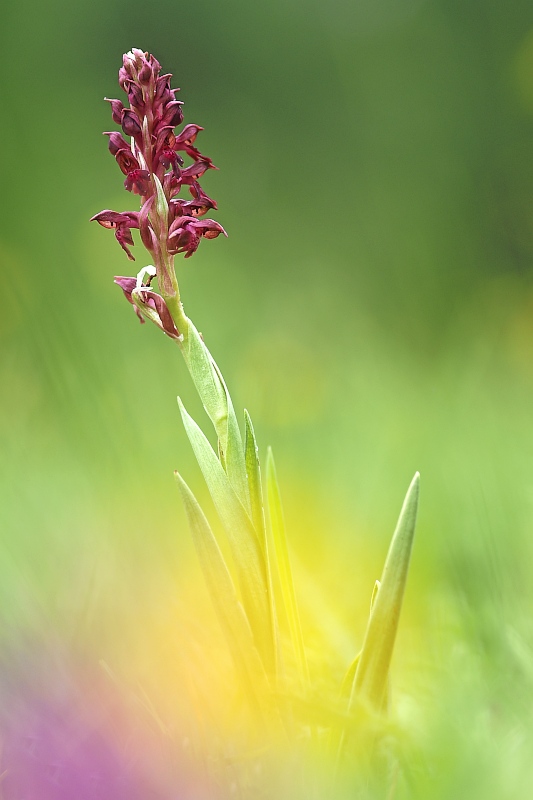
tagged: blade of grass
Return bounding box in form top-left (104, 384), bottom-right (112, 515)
top-left (349, 472), bottom-right (420, 712)
top-left (340, 652), bottom-right (361, 702)
top-left (334, 478), bottom-right (418, 774)
top-left (178, 398), bottom-right (275, 673)
top-left (332, 581), bottom-right (382, 756)
top-left (266, 447), bottom-right (309, 690)
top-left (244, 410), bottom-right (266, 547)
top-left (340, 580), bottom-right (380, 702)
top-left (175, 472), bottom-right (274, 721)
top-left (244, 410), bottom-right (280, 681)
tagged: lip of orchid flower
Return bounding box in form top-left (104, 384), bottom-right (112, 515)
top-left (174, 124), bottom-right (216, 165)
top-left (124, 169), bottom-right (151, 195)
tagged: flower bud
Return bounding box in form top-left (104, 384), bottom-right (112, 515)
top-left (122, 49), bottom-right (143, 80)
top-left (138, 60), bottom-right (152, 85)
top-left (155, 101), bottom-right (184, 132)
top-left (155, 74), bottom-right (173, 100)
top-left (126, 83), bottom-right (145, 114)
top-left (121, 109), bottom-right (142, 138)
top-left (104, 98), bottom-right (125, 125)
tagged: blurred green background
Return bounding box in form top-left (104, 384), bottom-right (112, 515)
top-left (3, 0), bottom-right (533, 795)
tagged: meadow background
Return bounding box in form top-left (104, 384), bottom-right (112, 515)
top-left (2, 0), bottom-right (533, 796)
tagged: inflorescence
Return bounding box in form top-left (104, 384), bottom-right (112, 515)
top-left (91, 48), bottom-right (226, 337)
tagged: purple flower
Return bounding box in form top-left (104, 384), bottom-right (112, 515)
top-left (124, 169), bottom-right (151, 195)
top-left (104, 132), bottom-right (139, 175)
top-left (114, 275), bottom-right (181, 338)
top-left (174, 124), bottom-right (214, 165)
top-left (168, 216), bottom-right (227, 258)
top-left (170, 183), bottom-right (217, 219)
top-left (90, 210), bottom-right (139, 260)
top-left (93, 50), bottom-right (223, 256)
top-left (104, 97), bottom-right (125, 125)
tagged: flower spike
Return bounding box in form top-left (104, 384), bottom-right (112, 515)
top-left (91, 48), bottom-right (226, 338)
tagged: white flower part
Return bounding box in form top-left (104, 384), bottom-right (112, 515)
top-left (136, 146), bottom-right (148, 171)
top-left (136, 264), bottom-right (156, 289)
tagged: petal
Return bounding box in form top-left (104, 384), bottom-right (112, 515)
top-left (180, 161), bottom-right (210, 184)
top-left (115, 225), bottom-right (135, 260)
top-left (104, 131), bottom-right (131, 156)
top-left (90, 210), bottom-right (139, 228)
top-left (114, 276), bottom-right (137, 297)
top-left (175, 124), bottom-right (204, 147)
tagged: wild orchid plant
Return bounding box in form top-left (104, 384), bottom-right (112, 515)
top-left (92, 48), bottom-right (420, 794)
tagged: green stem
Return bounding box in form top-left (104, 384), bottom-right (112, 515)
top-left (158, 246), bottom-right (190, 340)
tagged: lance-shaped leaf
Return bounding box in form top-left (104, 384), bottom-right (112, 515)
top-left (245, 410), bottom-right (280, 680)
top-left (178, 398), bottom-right (275, 673)
top-left (175, 472), bottom-right (274, 721)
top-left (244, 410), bottom-right (266, 546)
top-left (266, 448), bottom-right (309, 690)
top-left (340, 580), bottom-right (380, 702)
top-left (180, 319), bottom-right (250, 513)
top-left (348, 472), bottom-right (420, 712)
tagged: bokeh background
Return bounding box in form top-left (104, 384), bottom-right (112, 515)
top-left (3, 0), bottom-right (533, 796)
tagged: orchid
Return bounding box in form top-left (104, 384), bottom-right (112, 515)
top-left (91, 48), bottom-right (420, 797)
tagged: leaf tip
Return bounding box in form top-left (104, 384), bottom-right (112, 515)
top-left (177, 396), bottom-right (191, 424)
top-left (409, 471), bottom-right (420, 500)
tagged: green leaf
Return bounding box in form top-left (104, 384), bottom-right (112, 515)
top-left (178, 398), bottom-right (275, 673)
top-left (153, 174), bottom-right (169, 227)
top-left (348, 472), bottom-right (420, 712)
top-left (245, 410), bottom-right (280, 680)
top-left (266, 448), bottom-right (309, 690)
top-left (340, 581), bottom-right (381, 703)
top-left (182, 319), bottom-right (226, 434)
top-left (211, 359), bottom-right (250, 514)
top-left (181, 320), bottom-right (250, 513)
top-left (340, 651), bottom-right (361, 702)
top-left (244, 410), bottom-right (267, 551)
top-left (175, 472), bottom-right (274, 721)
